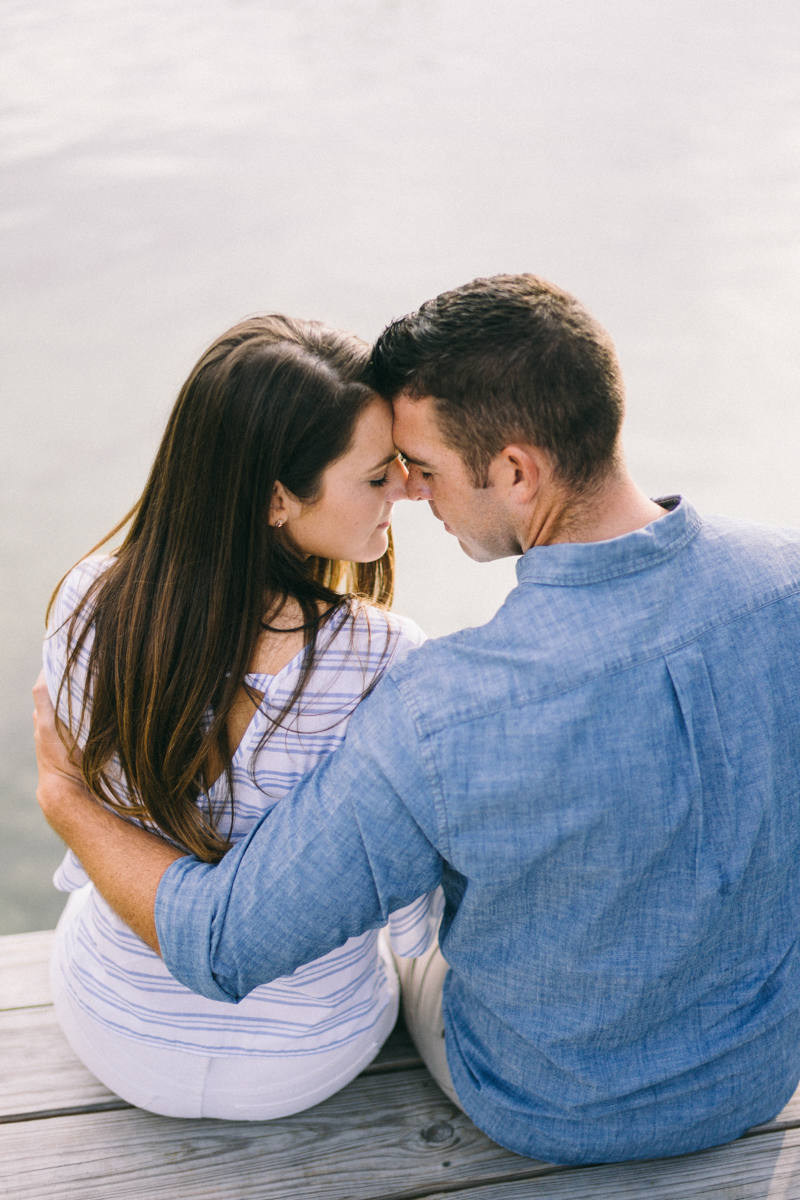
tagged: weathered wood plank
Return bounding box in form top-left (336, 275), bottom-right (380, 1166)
top-left (751, 1096), bottom-right (800, 1134)
top-left (1, 927), bottom-right (799, 1200)
top-left (0, 930), bottom-right (54, 1011)
top-left (0, 1001), bottom-right (421, 1121)
top-left (420, 1127), bottom-right (800, 1200)
top-left (0, 1071), bottom-right (547, 1200)
top-left (5, 1106), bottom-right (800, 1200)
top-left (0, 1006), bottom-right (119, 1119)
top-left (11, 1103), bottom-right (799, 1200)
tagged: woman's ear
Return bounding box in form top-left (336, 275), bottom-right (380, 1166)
top-left (268, 483), bottom-right (285, 528)
top-left (269, 481), bottom-right (297, 528)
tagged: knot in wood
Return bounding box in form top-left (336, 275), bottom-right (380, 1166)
top-left (420, 1121), bottom-right (454, 1144)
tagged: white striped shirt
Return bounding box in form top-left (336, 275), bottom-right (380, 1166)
top-left (44, 557), bottom-right (440, 1057)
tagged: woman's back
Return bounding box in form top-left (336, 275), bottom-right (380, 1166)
top-left (45, 556), bottom-right (435, 1063)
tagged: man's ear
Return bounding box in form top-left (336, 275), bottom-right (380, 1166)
top-left (268, 481), bottom-right (304, 528)
top-left (493, 444), bottom-right (544, 505)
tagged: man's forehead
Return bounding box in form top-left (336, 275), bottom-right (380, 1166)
top-left (391, 391), bottom-right (443, 460)
top-left (391, 391), bottom-right (441, 434)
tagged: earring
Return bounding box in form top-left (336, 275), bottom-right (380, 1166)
top-left (274, 519), bottom-right (284, 528)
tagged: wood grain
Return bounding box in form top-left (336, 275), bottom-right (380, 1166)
top-left (0, 1071), bottom-right (546, 1200)
top-left (6, 1104), bottom-right (800, 1200)
top-left (0, 1006), bottom-right (118, 1118)
top-left (0, 930), bottom-right (54, 1010)
top-left (419, 1128), bottom-right (800, 1200)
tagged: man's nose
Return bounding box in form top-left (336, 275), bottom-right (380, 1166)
top-left (406, 464), bottom-right (432, 501)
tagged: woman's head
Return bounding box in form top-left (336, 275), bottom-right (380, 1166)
top-left (54, 315), bottom-right (407, 862)
top-left (271, 393), bottom-right (407, 564)
top-left (136, 314), bottom-right (403, 608)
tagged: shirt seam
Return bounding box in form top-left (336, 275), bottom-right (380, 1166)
top-left (384, 676), bottom-right (454, 863)
top-left (412, 580), bottom-right (800, 737)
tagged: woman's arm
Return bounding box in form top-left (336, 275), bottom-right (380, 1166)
top-left (32, 672), bottom-right (184, 953)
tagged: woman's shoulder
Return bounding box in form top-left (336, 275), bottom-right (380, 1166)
top-left (60, 553), bottom-right (114, 597)
top-left (44, 556), bottom-right (115, 721)
top-left (50, 555), bottom-right (114, 629)
top-left (337, 602), bottom-right (427, 664)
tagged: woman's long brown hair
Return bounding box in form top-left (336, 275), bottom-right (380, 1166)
top-left (47, 316), bottom-right (394, 862)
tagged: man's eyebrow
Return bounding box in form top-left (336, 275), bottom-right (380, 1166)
top-left (398, 452), bottom-right (433, 469)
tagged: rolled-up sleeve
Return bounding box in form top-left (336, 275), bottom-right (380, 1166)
top-left (155, 675), bottom-right (443, 1002)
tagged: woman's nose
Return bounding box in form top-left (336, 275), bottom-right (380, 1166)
top-left (385, 457), bottom-right (410, 502)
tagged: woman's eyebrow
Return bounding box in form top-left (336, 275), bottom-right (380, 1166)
top-left (367, 451), bottom-right (400, 473)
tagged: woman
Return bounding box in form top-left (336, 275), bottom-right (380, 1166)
top-left (43, 315), bottom-right (439, 1120)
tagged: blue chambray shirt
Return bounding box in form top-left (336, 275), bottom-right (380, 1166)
top-left (156, 499), bottom-right (800, 1164)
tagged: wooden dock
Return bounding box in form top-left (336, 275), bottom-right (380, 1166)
top-left (3, 930), bottom-right (800, 1198)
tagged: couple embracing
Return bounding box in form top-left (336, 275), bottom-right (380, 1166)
top-left (35, 274), bottom-right (800, 1166)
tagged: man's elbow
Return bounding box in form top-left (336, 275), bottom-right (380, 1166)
top-left (160, 950), bottom-right (252, 1005)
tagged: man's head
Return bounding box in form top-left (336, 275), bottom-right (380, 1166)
top-left (370, 274), bottom-right (627, 559)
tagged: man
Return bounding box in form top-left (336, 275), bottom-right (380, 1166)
top-left (34, 274), bottom-right (800, 1165)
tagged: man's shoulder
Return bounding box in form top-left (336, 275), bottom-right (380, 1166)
top-left (690, 511), bottom-right (800, 592)
top-left (383, 509), bottom-right (800, 734)
top-left (382, 610), bottom-right (514, 731)
top-left (698, 510), bottom-right (800, 550)
top-left (386, 616), bottom-right (493, 677)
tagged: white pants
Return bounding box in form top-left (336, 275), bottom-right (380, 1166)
top-left (51, 887), bottom-right (399, 1120)
top-left (392, 937), bottom-right (464, 1112)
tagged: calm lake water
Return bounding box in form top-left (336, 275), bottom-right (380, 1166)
top-left (2, 0), bottom-right (799, 933)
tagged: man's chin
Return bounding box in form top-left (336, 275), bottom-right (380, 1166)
top-left (456, 534), bottom-right (519, 563)
top-left (457, 537), bottom-right (498, 563)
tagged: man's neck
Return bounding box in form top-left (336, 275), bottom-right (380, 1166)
top-left (521, 468), bottom-right (669, 551)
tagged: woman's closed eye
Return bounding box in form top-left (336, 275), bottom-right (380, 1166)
top-left (369, 474), bottom-right (389, 488)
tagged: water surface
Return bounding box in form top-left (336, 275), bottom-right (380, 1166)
top-left (2, 0), bottom-right (799, 931)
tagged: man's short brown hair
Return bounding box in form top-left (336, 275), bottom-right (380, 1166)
top-left (370, 274), bottom-right (625, 489)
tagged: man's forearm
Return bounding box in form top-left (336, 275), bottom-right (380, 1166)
top-left (155, 681), bottom-right (444, 1004)
top-left (41, 778), bottom-right (183, 953)
top-left (33, 673), bottom-right (185, 953)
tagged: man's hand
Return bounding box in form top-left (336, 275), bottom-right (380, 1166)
top-left (33, 671), bottom-right (91, 827)
top-left (32, 670), bottom-right (186, 954)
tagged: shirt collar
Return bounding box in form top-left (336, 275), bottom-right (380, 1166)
top-left (515, 496), bottom-right (702, 587)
